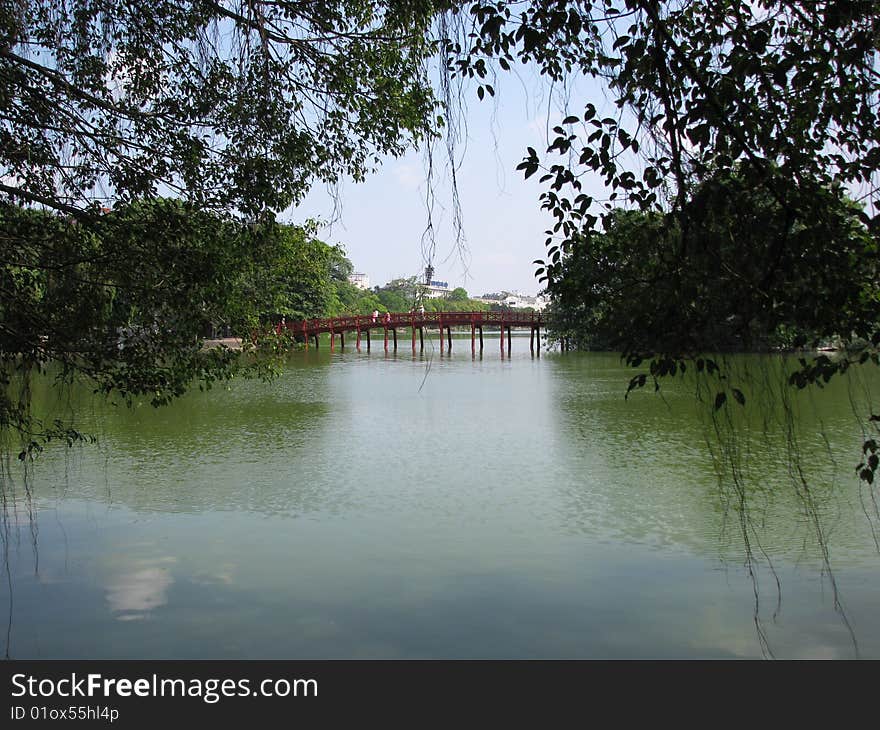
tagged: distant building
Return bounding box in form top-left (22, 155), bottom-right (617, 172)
top-left (348, 272), bottom-right (371, 290)
top-left (424, 279), bottom-right (450, 299)
top-left (422, 265), bottom-right (449, 299)
top-left (474, 291), bottom-right (549, 311)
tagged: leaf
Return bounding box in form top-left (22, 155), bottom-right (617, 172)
top-left (562, 115), bottom-right (579, 124)
top-left (714, 392), bottom-right (727, 411)
top-left (731, 388), bottom-right (745, 406)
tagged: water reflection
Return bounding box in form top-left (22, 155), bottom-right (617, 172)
top-left (106, 560), bottom-right (175, 621)
top-left (547, 352), bottom-right (879, 564)
top-left (2, 344), bottom-right (879, 658)
top-left (544, 353), bottom-right (734, 558)
top-left (25, 359), bottom-right (350, 517)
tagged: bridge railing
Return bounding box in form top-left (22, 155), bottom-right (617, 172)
top-left (284, 311), bottom-right (544, 336)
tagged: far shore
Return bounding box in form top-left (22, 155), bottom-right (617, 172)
top-left (200, 335), bottom-right (851, 356)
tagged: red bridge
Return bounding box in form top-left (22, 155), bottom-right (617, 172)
top-left (282, 310), bottom-right (544, 354)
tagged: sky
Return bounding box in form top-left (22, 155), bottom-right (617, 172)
top-left (285, 69), bottom-right (613, 298)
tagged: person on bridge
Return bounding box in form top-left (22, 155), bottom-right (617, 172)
top-left (371, 310), bottom-right (379, 324)
top-left (383, 311), bottom-right (392, 325)
top-left (418, 305), bottom-right (425, 316)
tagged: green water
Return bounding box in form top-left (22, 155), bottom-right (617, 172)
top-left (3, 337), bottom-right (879, 658)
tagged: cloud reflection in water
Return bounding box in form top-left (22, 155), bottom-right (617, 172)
top-left (106, 560), bottom-right (175, 621)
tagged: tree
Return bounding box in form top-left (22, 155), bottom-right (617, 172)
top-left (449, 286), bottom-right (469, 301)
top-left (546, 207), bottom-right (672, 351)
top-left (1, 0), bottom-right (440, 218)
top-left (1, 201), bottom-right (351, 453)
top-left (375, 276), bottom-right (421, 311)
top-left (548, 169), bottom-right (878, 353)
top-left (236, 220), bottom-right (349, 322)
top-left (422, 295), bottom-right (488, 313)
top-left (323, 247), bottom-right (388, 316)
top-left (1, 1), bottom-right (445, 447)
top-left (331, 283), bottom-right (383, 317)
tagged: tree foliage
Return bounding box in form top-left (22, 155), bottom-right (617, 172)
top-left (445, 0), bottom-right (879, 348)
top-left (369, 279), bottom-right (490, 313)
top-left (1, 0), bottom-right (441, 217)
top-left (239, 221), bottom-right (351, 322)
top-left (1, 0), bottom-right (446, 447)
top-left (375, 276), bottom-right (421, 312)
top-left (549, 168), bottom-right (879, 353)
top-left (1, 199), bottom-right (349, 453)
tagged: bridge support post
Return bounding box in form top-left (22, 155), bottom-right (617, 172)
top-left (384, 327), bottom-right (388, 352)
top-left (500, 320), bottom-right (505, 353)
top-left (536, 324), bottom-right (540, 357)
top-left (439, 316), bottom-right (444, 352)
top-left (479, 326), bottom-right (483, 350)
top-left (356, 327), bottom-right (361, 351)
top-left (314, 334), bottom-right (319, 349)
top-left (507, 326), bottom-right (512, 356)
top-left (530, 327), bottom-right (534, 354)
top-left (330, 330), bottom-right (335, 352)
top-left (419, 327), bottom-right (424, 351)
top-left (411, 326), bottom-right (416, 352)
top-left (340, 332), bottom-right (344, 349)
top-left (366, 329), bottom-right (371, 351)
top-left (446, 326), bottom-right (452, 351)
top-left (471, 324), bottom-right (475, 355)
top-left (392, 328), bottom-right (397, 350)
top-left (303, 321), bottom-right (309, 350)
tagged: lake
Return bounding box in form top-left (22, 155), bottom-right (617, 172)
top-left (3, 336), bottom-right (879, 658)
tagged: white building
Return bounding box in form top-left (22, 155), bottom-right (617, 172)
top-left (474, 291), bottom-right (549, 310)
top-left (348, 272), bottom-right (371, 290)
top-left (423, 279), bottom-right (450, 299)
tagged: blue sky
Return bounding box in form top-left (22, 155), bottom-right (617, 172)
top-left (286, 69), bottom-right (613, 297)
